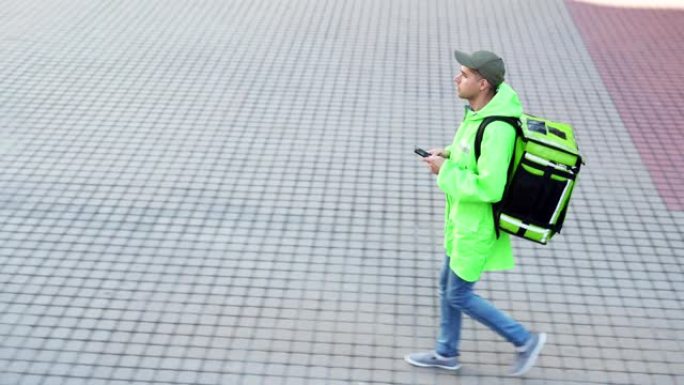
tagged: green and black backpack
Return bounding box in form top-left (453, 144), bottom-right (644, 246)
top-left (475, 114), bottom-right (583, 244)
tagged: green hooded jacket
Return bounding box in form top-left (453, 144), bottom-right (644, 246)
top-left (436, 83), bottom-right (522, 282)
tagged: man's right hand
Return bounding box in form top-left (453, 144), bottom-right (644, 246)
top-left (428, 148), bottom-right (450, 158)
top-left (423, 154), bottom-right (445, 175)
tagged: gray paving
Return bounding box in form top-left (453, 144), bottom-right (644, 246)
top-left (1, 0), bottom-right (682, 384)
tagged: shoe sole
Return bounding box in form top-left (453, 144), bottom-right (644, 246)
top-left (404, 355), bottom-right (461, 371)
top-left (511, 332), bottom-right (547, 376)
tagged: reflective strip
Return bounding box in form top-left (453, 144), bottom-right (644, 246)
top-left (500, 214), bottom-right (551, 242)
top-left (524, 153), bottom-right (574, 174)
top-left (550, 180), bottom-right (573, 225)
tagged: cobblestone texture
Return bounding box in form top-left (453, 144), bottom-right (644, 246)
top-left (1, 1), bottom-right (682, 384)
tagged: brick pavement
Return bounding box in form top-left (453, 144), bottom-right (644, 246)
top-left (566, 0), bottom-right (684, 211)
top-left (0, 1), bottom-right (682, 384)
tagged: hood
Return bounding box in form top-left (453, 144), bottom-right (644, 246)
top-left (465, 82), bottom-right (523, 121)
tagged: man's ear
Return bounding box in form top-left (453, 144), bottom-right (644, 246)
top-left (480, 79), bottom-right (493, 94)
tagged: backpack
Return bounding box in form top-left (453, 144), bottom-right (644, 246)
top-left (475, 114), bottom-right (583, 244)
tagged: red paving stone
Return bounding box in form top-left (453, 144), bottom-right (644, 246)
top-left (566, 1), bottom-right (684, 211)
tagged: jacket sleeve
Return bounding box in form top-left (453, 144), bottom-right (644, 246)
top-left (436, 121), bottom-right (516, 203)
top-left (443, 144), bottom-right (453, 158)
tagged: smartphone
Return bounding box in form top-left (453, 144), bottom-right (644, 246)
top-left (414, 148), bottom-right (431, 158)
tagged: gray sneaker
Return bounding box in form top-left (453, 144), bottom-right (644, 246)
top-left (404, 351), bottom-right (461, 371)
top-left (510, 332), bottom-right (547, 376)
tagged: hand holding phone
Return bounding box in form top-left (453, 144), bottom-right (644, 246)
top-left (414, 148), bottom-right (431, 158)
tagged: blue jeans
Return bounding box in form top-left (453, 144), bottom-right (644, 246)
top-left (436, 255), bottom-right (531, 357)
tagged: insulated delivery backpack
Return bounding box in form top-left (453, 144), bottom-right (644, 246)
top-left (475, 114), bottom-right (583, 244)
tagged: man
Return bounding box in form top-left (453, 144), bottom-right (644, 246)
top-left (405, 50), bottom-right (546, 376)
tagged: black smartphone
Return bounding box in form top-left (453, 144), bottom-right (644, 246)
top-left (414, 148), bottom-right (431, 158)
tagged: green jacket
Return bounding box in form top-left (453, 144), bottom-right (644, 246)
top-left (436, 83), bottom-right (522, 282)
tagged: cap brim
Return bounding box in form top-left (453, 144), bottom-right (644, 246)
top-left (454, 50), bottom-right (475, 67)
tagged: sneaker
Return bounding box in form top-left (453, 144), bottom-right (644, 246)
top-left (404, 351), bottom-right (461, 371)
top-left (510, 332), bottom-right (547, 376)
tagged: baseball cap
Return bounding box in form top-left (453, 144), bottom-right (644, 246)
top-left (454, 50), bottom-right (505, 88)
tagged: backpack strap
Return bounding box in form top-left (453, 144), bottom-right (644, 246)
top-left (474, 116), bottom-right (523, 238)
top-left (474, 116), bottom-right (522, 160)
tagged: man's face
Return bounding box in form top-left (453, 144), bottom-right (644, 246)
top-left (453, 66), bottom-right (487, 99)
